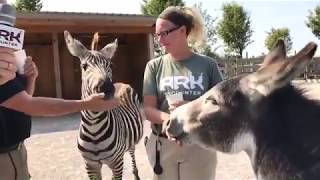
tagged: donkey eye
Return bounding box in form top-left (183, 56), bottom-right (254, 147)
top-left (81, 63), bottom-right (88, 71)
top-left (205, 96), bottom-right (217, 105)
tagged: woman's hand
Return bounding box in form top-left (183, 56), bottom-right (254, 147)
top-left (168, 100), bottom-right (189, 112)
top-left (23, 56), bottom-right (39, 81)
top-left (84, 94), bottom-right (121, 111)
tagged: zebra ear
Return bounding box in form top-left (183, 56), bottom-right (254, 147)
top-left (100, 39), bottom-right (118, 59)
top-left (64, 31), bottom-right (88, 58)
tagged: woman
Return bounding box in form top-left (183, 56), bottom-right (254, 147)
top-left (143, 6), bottom-right (223, 180)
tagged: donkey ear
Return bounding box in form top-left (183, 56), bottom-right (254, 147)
top-left (100, 39), bottom-right (118, 59)
top-left (240, 42), bottom-right (317, 100)
top-left (260, 39), bottom-right (287, 69)
top-left (64, 31), bottom-right (88, 58)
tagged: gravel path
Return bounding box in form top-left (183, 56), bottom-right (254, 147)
top-left (26, 118), bottom-right (255, 180)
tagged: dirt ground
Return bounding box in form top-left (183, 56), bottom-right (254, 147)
top-left (25, 81), bottom-right (320, 180)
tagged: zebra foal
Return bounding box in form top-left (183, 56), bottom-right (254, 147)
top-left (64, 31), bottom-right (143, 180)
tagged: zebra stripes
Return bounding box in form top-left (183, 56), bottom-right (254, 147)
top-left (64, 31), bottom-right (143, 180)
top-left (79, 84), bottom-right (143, 180)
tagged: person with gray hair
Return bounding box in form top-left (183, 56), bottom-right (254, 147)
top-left (143, 5), bottom-right (223, 180)
top-left (0, 3), bottom-right (120, 180)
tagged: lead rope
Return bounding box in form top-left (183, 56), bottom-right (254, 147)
top-left (153, 135), bottom-right (163, 175)
top-left (153, 40), bottom-right (164, 176)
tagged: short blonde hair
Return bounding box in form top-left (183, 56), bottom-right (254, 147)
top-left (159, 6), bottom-right (206, 48)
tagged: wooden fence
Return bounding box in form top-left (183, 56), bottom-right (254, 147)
top-left (216, 57), bottom-right (320, 80)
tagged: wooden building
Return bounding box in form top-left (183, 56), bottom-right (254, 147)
top-left (16, 11), bottom-right (155, 99)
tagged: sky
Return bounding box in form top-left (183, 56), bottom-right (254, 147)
top-left (7, 0), bottom-right (320, 57)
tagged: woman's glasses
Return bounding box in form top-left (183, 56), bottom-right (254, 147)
top-left (154, 26), bottom-right (181, 39)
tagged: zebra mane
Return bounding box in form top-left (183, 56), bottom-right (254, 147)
top-left (91, 32), bottom-right (99, 51)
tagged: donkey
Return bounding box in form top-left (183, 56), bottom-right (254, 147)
top-left (64, 31), bottom-right (143, 180)
top-left (164, 40), bottom-right (320, 180)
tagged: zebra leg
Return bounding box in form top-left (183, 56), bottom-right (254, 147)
top-left (129, 148), bottom-right (140, 180)
top-left (85, 159), bottom-right (102, 180)
top-left (109, 156), bottom-right (125, 180)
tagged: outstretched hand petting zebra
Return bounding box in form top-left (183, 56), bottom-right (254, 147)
top-left (64, 30), bottom-right (144, 180)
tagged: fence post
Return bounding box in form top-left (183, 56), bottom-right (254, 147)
top-left (235, 58), bottom-right (238, 76)
top-left (304, 66), bottom-right (308, 80)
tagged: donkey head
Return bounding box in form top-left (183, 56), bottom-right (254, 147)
top-left (164, 40), bottom-right (317, 153)
top-left (64, 31), bottom-right (118, 98)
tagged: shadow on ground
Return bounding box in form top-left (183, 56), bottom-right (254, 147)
top-left (31, 113), bottom-right (80, 135)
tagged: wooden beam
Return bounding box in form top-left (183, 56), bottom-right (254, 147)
top-left (52, 32), bottom-right (62, 98)
top-left (19, 25), bottom-right (154, 34)
top-left (147, 33), bottom-right (155, 59)
top-left (17, 12), bottom-right (155, 27)
top-left (17, 19), bottom-right (153, 27)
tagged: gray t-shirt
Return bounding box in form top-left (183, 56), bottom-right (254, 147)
top-left (143, 53), bottom-right (223, 114)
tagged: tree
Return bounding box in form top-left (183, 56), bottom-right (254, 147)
top-left (141, 0), bottom-right (185, 17)
top-left (217, 2), bottom-right (253, 57)
top-left (193, 3), bottom-right (219, 58)
top-left (14, 0), bottom-right (42, 12)
top-left (265, 28), bottom-right (292, 52)
top-left (306, 4), bottom-right (320, 39)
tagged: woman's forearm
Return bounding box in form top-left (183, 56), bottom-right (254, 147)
top-left (1, 90), bottom-right (120, 117)
top-left (144, 106), bottom-right (169, 124)
top-left (25, 96), bottom-right (85, 116)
